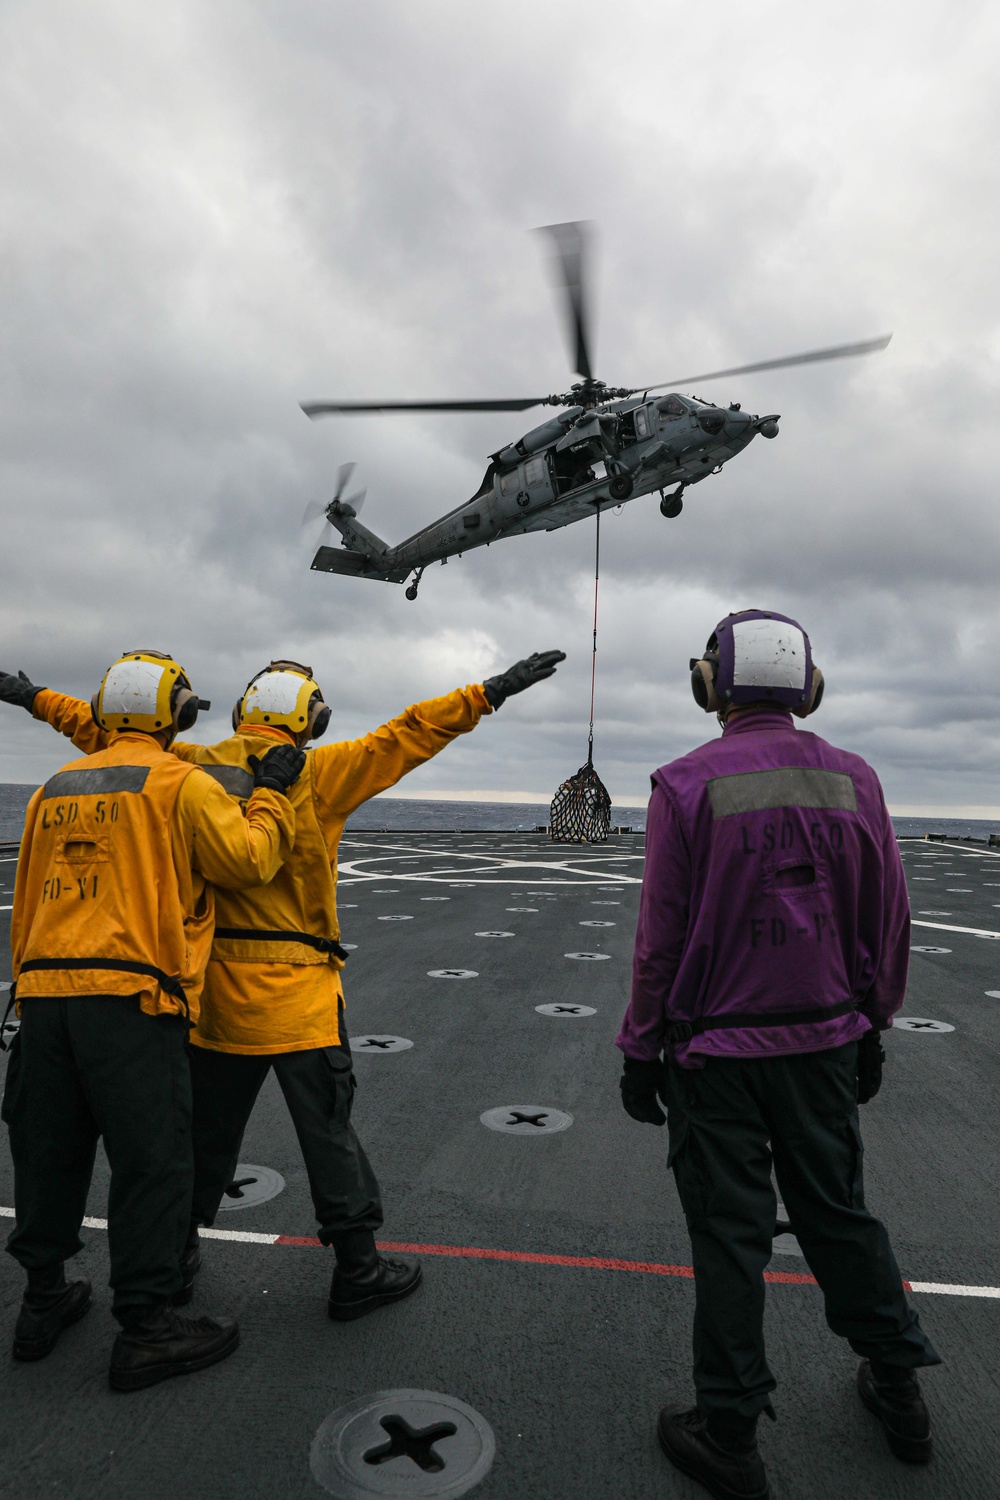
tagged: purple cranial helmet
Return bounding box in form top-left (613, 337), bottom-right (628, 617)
top-left (690, 609), bottom-right (824, 717)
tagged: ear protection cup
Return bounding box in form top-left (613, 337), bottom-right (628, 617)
top-left (232, 698), bottom-right (244, 733)
top-left (689, 652), bottom-right (721, 714)
top-left (308, 696), bottom-right (331, 740)
top-left (791, 665), bottom-right (824, 718)
top-left (174, 688), bottom-right (202, 732)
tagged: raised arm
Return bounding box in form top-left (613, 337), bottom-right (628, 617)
top-left (312, 651), bottom-right (565, 819)
top-left (0, 670), bottom-right (108, 756)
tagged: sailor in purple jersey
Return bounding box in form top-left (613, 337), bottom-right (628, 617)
top-left (616, 610), bottom-right (940, 1500)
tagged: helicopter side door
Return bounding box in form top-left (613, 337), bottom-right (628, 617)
top-left (494, 454), bottom-right (557, 520)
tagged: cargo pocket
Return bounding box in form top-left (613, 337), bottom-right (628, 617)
top-left (1, 1031), bottom-right (23, 1124)
top-left (323, 1045), bottom-right (357, 1121)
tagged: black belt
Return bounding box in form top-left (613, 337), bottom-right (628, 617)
top-left (668, 999), bottom-right (856, 1042)
top-left (16, 957), bottom-right (190, 1016)
top-left (213, 927), bottom-right (349, 961)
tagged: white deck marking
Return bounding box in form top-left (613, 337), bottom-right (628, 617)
top-left (912, 919), bottom-right (1000, 939)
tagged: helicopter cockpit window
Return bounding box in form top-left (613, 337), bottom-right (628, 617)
top-left (500, 469), bottom-right (519, 496)
top-left (657, 395), bottom-right (687, 418)
top-left (634, 407), bottom-right (651, 439)
top-left (524, 457), bottom-right (546, 487)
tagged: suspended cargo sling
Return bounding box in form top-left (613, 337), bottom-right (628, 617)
top-left (550, 509), bottom-right (611, 844)
top-left (549, 758), bottom-right (612, 843)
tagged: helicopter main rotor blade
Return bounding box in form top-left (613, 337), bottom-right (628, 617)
top-left (538, 220), bottom-right (595, 383)
top-left (301, 397), bottom-right (548, 418)
top-left (633, 334), bottom-right (893, 395)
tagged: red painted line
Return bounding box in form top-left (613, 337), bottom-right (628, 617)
top-left (276, 1233), bottom-right (828, 1285)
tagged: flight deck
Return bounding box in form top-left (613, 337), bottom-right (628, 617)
top-left (1, 830), bottom-right (998, 1499)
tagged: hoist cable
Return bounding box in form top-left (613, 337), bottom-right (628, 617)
top-left (587, 507), bottom-right (600, 768)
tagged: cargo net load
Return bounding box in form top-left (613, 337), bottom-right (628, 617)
top-left (549, 760), bottom-right (612, 844)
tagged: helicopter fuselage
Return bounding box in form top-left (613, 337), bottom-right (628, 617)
top-left (310, 391), bottom-right (778, 594)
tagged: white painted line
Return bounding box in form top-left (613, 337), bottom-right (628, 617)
top-left (899, 840), bottom-right (1000, 860)
top-left (912, 919), bottom-right (1000, 939)
top-left (0, 905), bottom-right (10, 912)
top-left (908, 1282), bottom-right (1000, 1298)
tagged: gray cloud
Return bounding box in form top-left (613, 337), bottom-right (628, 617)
top-left (2, 0), bottom-right (999, 812)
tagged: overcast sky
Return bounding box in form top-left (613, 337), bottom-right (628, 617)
top-left (2, 1), bottom-right (999, 811)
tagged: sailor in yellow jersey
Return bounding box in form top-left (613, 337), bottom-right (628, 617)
top-left (0, 651), bottom-right (303, 1390)
top-left (2, 648), bottom-right (564, 1320)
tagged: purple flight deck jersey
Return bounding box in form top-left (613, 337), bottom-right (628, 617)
top-left (617, 709), bottom-right (910, 1069)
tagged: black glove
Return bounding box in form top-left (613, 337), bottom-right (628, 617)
top-left (0, 669), bottom-right (46, 712)
top-left (857, 1027), bottom-right (885, 1104)
top-left (619, 1057), bottom-right (666, 1127)
top-left (483, 650), bottom-right (566, 709)
top-left (247, 745), bottom-right (306, 795)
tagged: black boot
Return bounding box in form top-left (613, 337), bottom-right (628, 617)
top-left (857, 1359), bottom-right (933, 1463)
top-left (328, 1229), bottom-right (421, 1321)
top-left (13, 1265), bottom-right (93, 1362)
top-left (109, 1307), bottom-right (239, 1391)
top-left (171, 1224), bottom-right (202, 1307)
top-left (657, 1405), bottom-right (770, 1500)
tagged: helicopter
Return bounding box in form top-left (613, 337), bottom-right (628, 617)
top-left (301, 222), bottom-right (890, 600)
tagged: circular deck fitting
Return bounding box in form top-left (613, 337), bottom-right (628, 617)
top-left (372, 889), bottom-right (399, 894)
top-left (564, 951), bottom-right (611, 961)
top-left (910, 946), bottom-right (951, 954)
top-left (507, 907), bottom-right (538, 912)
top-left (427, 969), bottom-right (478, 979)
top-left (449, 883), bottom-right (476, 888)
top-left (598, 886), bottom-right (624, 891)
top-left (591, 901), bottom-right (621, 906)
top-left (918, 910), bottom-right (951, 915)
top-left (421, 897), bottom-right (450, 901)
top-left (340, 904), bottom-right (358, 909)
top-left (480, 1105), bottom-right (573, 1135)
top-left (579, 920), bottom-right (615, 927)
top-left (895, 1017), bottom-right (955, 1033)
top-left (218, 1164), bottom-right (285, 1211)
top-left (946, 888), bottom-right (973, 893)
top-left (535, 1003), bottom-right (596, 1018)
top-left (310, 1388), bottom-right (495, 1499)
top-left (378, 915), bottom-right (413, 922)
top-left (985, 991), bottom-right (1000, 998)
top-left (341, 943), bottom-right (358, 951)
top-left (475, 930), bottom-right (514, 938)
top-left (974, 932), bottom-right (1000, 941)
top-left (352, 1035), bottom-right (414, 1053)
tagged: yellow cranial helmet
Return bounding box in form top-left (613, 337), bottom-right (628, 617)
top-left (92, 650), bottom-right (209, 735)
top-left (233, 660), bottom-right (330, 740)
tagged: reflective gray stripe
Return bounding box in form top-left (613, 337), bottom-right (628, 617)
top-left (42, 766), bottom-right (150, 800)
top-left (707, 767), bottom-right (857, 818)
top-left (200, 765), bottom-right (255, 799)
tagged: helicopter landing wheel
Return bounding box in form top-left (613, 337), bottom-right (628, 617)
top-left (608, 475), bottom-right (633, 501)
top-left (660, 488), bottom-right (684, 519)
top-left (405, 585), bottom-right (418, 600)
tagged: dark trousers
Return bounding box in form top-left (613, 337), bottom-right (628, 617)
top-left (664, 1042), bottom-right (940, 1425)
top-left (2, 997), bottom-right (192, 1322)
top-left (188, 1040), bottom-right (383, 1241)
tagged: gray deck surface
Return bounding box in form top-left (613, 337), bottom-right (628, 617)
top-left (1, 831), bottom-right (999, 1499)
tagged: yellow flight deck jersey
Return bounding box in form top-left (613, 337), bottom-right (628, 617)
top-left (32, 686), bottom-right (491, 1052)
top-left (12, 732), bottom-right (294, 1025)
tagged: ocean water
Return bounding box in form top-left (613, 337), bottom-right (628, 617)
top-left (2, 781), bottom-right (999, 844)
